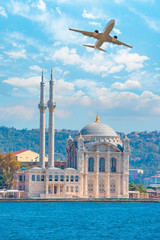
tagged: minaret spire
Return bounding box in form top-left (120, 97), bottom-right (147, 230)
top-left (38, 69), bottom-right (47, 168)
top-left (48, 67), bottom-right (56, 168)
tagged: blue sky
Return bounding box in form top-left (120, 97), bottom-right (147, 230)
top-left (0, 0), bottom-right (160, 133)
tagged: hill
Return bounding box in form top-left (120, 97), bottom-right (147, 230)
top-left (0, 127), bottom-right (160, 178)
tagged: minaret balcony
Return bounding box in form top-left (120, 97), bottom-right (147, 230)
top-left (38, 103), bottom-right (47, 111)
top-left (47, 101), bottom-right (56, 109)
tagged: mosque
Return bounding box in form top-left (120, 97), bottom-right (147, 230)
top-left (16, 68), bottom-right (130, 198)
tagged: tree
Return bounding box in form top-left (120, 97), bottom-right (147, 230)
top-left (0, 152), bottom-right (20, 189)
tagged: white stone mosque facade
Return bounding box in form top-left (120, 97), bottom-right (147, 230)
top-left (16, 69), bottom-right (130, 198)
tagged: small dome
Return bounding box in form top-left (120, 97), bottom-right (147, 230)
top-left (81, 114), bottom-right (117, 137)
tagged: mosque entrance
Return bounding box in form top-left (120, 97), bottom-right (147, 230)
top-left (54, 186), bottom-right (57, 194)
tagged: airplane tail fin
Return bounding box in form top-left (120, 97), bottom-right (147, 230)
top-left (83, 44), bottom-right (95, 49)
top-left (83, 44), bottom-right (107, 52)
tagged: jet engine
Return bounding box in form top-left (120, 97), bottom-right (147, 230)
top-left (112, 35), bottom-right (118, 42)
top-left (93, 30), bottom-right (99, 37)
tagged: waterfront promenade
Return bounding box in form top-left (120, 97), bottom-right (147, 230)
top-left (0, 198), bottom-right (160, 203)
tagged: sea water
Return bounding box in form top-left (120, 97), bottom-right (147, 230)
top-left (0, 202), bottom-right (160, 240)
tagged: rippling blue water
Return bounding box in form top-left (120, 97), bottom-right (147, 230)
top-left (0, 202), bottom-right (160, 240)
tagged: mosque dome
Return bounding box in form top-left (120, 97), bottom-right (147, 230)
top-left (80, 114), bottom-right (117, 137)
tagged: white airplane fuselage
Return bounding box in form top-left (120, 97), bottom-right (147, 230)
top-left (95, 20), bottom-right (115, 49)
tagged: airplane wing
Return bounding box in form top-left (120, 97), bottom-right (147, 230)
top-left (69, 28), bottom-right (101, 39)
top-left (112, 38), bottom-right (133, 48)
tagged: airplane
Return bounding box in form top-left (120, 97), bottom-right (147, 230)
top-left (69, 19), bottom-right (132, 52)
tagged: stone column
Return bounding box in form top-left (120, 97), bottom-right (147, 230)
top-left (95, 151), bottom-right (99, 198)
top-left (84, 153), bottom-right (88, 197)
top-left (38, 69), bottom-right (47, 168)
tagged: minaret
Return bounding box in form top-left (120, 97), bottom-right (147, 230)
top-left (38, 69), bottom-right (47, 168)
top-left (47, 67), bottom-right (56, 168)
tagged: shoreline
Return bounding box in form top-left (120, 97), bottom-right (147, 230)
top-left (0, 198), bottom-right (160, 203)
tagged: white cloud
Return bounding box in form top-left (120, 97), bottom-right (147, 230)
top-left (37, 0), bottom-right (46, 11)
top-left (82, 9), bottom-right (97, 19)
top-left (0, 105), bottom-right (35, 121)
top-left (56, 109), bottom-right (72, 119)
top-left (113, 28), bottom-right (121, 35)
top-left (56, 79), bottom-right (74, 95)
top-left (4, 49), bottom-right (27, 59)
top-left (112, 80), bottom-right (141, 89)
top-left (113, 49), bottom-right (149, 72)
top-left (89, 21), bottom-right (101, 27)
top-left (56, 7), bottom-right (62, 15)
top-left (53, 46), bottom-right (149, 75)
top-left (0, 6), bottom-right (7, 18)
top-left (3, 76), bottom-right (41, 87)
top-left (114, 0), bottom-right (125, 3)
top-left (29, 65), bottom-right (42, 72)
top-left (53, 47), bottom-right (81, 65)
top-left (129, 8), bottom-right (160, 32)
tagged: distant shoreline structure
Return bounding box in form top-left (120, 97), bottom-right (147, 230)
top-left (0, 198), bottom-right (160, 203)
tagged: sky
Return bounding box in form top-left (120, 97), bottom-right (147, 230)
top-left (0, 0), bottom-right (160, 133)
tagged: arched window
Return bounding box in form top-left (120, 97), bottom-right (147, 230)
top-left (88, 157), bottom-right (94, 172)
top-left (70, 175), bottom-right (74, 182)
top-left (19, 175), bottom-right (22, 182)
top-left (32, 175), bottom-right (35, 181)
top-left (60, 175), bottom-right (64, 181)
top-left (55, 175), bottom-right (58, 181)
top-left (99, 158), bottom-right (105, 172)
top-left (111, 158), bottom-right (116, 172)
top-left (49, 175), bottom-right (52, 181)
top-left (110, 182), bottom-right (116, 193)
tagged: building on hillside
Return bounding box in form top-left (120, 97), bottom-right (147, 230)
top-left (144, 171), bottom-right (160, 188)
top-left (12, 150), bottom-right (48, 165)
top-left (15, 68), bottom-right (130, 199)
top-left (54, 160), bottom-right (66, 169)
top-left (129, 169), bottom-right (143, 181)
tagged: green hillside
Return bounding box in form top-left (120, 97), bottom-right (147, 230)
top-left (0, 127), bottom-right (160, 178)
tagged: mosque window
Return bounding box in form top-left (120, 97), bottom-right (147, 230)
top-left (37, 175), bottom-right (40, 181)
top-left (75, 175), bottom-right (79, 182)
top-left (99, 158), bottom-right (105, 172)
top-left (60, 175), bottom-right (64, 181)
top-left (55, 175), bottom-right (58, 181)
top-left (70, 186), bottom-right (74, 192)
top-left (66, 175), bottom-right (69, 182)
top-left (88, 181), bottom-right (93, 192)
top-left (110, 183), bottom-right (116, 193)
top-left (49, 175), bottom-right (52, 181)
top-left (32, 175), bottom-right (35, 181)
top-left (111, 158), bottom-right (116, 172)
top-left (88, 157), bottom-right (94, 172)
top-left (19, 175), bottom-right (22, 182)
top-left (99, 183), bottom-right (105, 193)
top-left (75, 186), bottom-right (78, 192)
top-left (70, 175), bottom-right (74, 182)
top-left (41, 175), bottom-right (44, 181)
